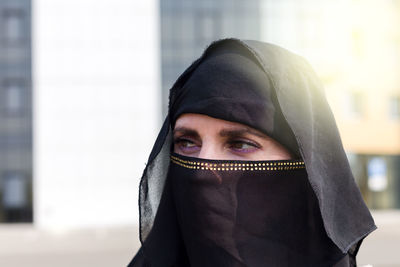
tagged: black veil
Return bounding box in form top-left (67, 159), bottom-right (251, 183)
top-left (129, 39), bottom-right (376, 267)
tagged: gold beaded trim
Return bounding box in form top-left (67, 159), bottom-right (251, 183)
top-left (170, 155), bottom-right (305, 171)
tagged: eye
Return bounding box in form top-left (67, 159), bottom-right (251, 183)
top-left (173, 137), bottom-right (201, 154)
top-left (227, 139), bottom-right (260, 153)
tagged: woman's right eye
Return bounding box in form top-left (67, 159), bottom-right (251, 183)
top-left (174, 138), bottom-right (201, 154)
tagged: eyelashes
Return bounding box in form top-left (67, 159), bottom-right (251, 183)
top-left (227, 139), bottom-right (260, 152)
top-left (173, 136), bottom-right (261, 155)
top-left (174, 137), bottom-right (201, 153)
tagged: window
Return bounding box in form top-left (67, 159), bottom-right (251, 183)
top-left (2, 8), bottom-right (25, 44)
top-left (351, 29), bottom-right (364, 59)
top-left (2, 79), bottom-right (25, 114)
top-left (345, 91), bottom-right (364, 118)
top-left (195, 11), bottom-right (221, 45)
top-left (6, 84), bottom-right (23, 111)
top-left (0, 172), bottom-right (32, 222)
top-left (389, 96), bottom-right (400, 120)
top-left (367, 157), bottom-right (388, 192)
top-left (200, 15), bottom-right (214, 40)
top-left (1, 172), bottom-right (28, 209)
top-left (1, 79), bottom-right (26, 115)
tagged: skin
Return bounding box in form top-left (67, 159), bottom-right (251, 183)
top-left (173, 113), bottom-right (293, 161)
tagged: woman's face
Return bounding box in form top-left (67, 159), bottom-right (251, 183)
top-left (173, 113), bottom-right (293, 161)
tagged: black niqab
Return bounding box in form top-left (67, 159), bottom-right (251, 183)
top-left (128, 39), bottom-right (376, 267)
top-left (170, 153), bottom-right (345, 266)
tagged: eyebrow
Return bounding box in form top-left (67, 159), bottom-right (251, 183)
top-left (173, 127), bottom-right (200, 138)
top-left (173, 126), bottom-right (266, 139)
top-left (219, 127), bottom-right (267, 138)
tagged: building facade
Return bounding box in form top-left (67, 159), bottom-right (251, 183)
top-left (261, 0), bottom-right (400, 209)
top-left (0, 0), bottom-right (32, 223)
top-left (160, 0), bottom-right (400, 210)
top-left (1, 0), bottom-right (399, 229)
top-left (160, 0), bottom-right (262, 115)
top-left (33, 0), bottom-right (160, 228)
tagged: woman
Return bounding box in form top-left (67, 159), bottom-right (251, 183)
top-left (128, 39), bottom-right (376, 266)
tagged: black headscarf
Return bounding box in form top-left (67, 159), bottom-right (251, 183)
top-left (128, 38), bottom-right (376, 267)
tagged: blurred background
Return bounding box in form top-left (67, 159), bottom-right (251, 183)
top-left (0, 0), bottom-right (399, 266)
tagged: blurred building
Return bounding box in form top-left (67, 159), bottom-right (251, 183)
top-left (1, 0), bottom-right (399, 229)
top-left (160, 0), bottom-right (400, 210)
top-left (1, 0), bottom-right (160, 228)
top-left (32, 0), bottom-right (159, 229)
top-left (259, 0), bottom-right (400, 209)
top-left (0, 0), bottom-right (32, 223)
top-left (326, 0), bottom-right (400, 209)
top-left (160, 0), bottom-right (262, 115)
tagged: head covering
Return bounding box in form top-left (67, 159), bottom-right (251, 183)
top-left (170, 40), bottom-right (299, 157)
top-left (128, 38), bottom-right (376, 267)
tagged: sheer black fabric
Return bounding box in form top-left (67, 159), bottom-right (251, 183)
top-left (170, 154), bottom-right (345, 267)
top-left (128, 39), bottom-right (376, 267)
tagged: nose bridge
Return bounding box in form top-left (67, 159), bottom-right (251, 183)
top-left (198, 138), bottom-right (224, 160)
